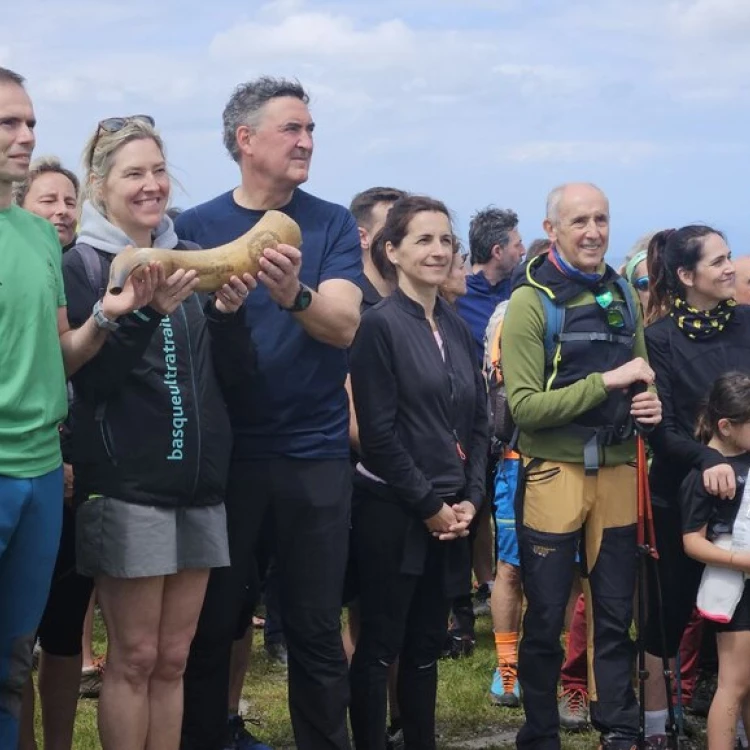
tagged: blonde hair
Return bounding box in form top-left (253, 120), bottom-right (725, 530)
top-left (13, 155), bottom-right (80, 206)
top-left (81, 118), bottom-right (167, 215)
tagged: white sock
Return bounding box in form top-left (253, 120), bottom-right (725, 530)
top-left (644, 709), bottom-right (668, 737)
top-left (737, 718), bottom-right (748, 748)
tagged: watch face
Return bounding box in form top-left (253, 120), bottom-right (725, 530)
top-left (298, 287), bottom-right (313, 310)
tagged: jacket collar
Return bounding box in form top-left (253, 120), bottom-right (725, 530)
top-left (393, 286), bottom-right (446, 319)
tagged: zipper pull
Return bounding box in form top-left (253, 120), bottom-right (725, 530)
top-left (454, 430), bottom-right (467, 462)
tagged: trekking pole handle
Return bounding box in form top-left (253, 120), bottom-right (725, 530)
top-left (631, 381), bottom-right (655, 436)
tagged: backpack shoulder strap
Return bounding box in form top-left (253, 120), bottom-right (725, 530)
top-left (536, 289), bottom-right (565, 366)
top-left (72, 243), bottom-right (106, 299)
top-left (614, 275), bottom-right (638, 333)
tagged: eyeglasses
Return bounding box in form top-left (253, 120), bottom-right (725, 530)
top-left (594, 286), bottom-right (626, 329)
top-left (88, 115), bottom-right (156, 169)
top-left (633, 276), bottom-right (649, 292)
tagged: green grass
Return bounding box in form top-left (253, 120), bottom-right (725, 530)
top-left (33, 609), bottom-right (612, 749)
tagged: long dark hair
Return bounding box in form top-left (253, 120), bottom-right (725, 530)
top-left (645, 225), bottom-right (725, 324)
top-left (370, 195), bottom-right (453, 284)
top-left (695, 372), bottom-right (750, 444)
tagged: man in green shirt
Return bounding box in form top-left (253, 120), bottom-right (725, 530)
top-left (502, 183), bottom-right (662, 750)
top-left (0, 67), bottom-right (154, 747)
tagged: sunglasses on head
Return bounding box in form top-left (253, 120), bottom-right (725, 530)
top-left (633, 276), bottom-right (649, 292)
top-left (594, 286), bottom-right (626, 330)
top-left (89, 114), bottom-right (156, 169)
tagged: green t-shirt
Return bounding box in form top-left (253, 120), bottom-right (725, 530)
top-left (0, 205), bottom-right (67, 477)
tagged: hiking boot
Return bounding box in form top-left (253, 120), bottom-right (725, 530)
top-left (489, 666), bottom-right (520, 708)
top-left (473, 583), bottom-right (492, 617)
top-left (79, 657), bottom-right (105, 699)
top-left (558, 686), bottom-right (588, 731)
top-left (224, 715), bottom-right (273, 750)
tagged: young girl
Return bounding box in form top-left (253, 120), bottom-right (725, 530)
top-left (682, 372), bottom-right (750, 750)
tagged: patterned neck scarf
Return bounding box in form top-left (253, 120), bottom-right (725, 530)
top-left (670, 296), bottom-right (736, 340)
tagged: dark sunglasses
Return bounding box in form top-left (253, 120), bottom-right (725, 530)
top-left (594, 286), bottom-right (626, 330)
top-left (633, 276), bottom-right (649, 292)
top-left (89, 114), bottom-right (156, 168)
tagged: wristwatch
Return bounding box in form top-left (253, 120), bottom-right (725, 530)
top-left (92, 299), bottom-right (120, 331)
top-left (282, 283), bottom-right (313, 313)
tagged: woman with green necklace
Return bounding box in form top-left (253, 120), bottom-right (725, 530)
top-left (640, 225), bottom-right (750, 748)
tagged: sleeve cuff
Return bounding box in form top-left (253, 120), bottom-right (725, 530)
top-left (414, 490), bottom-right (444, 520)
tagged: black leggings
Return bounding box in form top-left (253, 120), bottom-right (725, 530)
top-left (349, 484), bottom-right (451, 750)
top-left (37, 505), bottom-right (94, 657)
top-left (644, 504), bottom-right (704, 658)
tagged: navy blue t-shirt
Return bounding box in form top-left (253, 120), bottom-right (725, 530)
top-left (454, 271), bottom-right (511, 363)
top-left (175, 188), bottom-right (362, 460)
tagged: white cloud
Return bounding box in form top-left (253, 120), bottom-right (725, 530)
top-left (498, 141), bottom-right (660, 166)
top-left (672, 0), bottom-right (750, 37)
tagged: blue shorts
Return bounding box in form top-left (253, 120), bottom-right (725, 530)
top-left (493, 452), bottom-right (520, 568)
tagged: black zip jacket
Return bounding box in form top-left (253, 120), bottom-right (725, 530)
top-left (62, 243), bottom-right (255, 508)
top-left (349, 288), bottom-right (488, 518)
top-left (646, 305), bottom-right (750, 508)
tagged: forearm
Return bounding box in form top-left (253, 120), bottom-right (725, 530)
top-left (510, 373), bottom-right (608, 430)
top-left (684, 532), bottom-right (743, 570)
top-left (59, 316), bottom-right (108, 376)
top-left (294, 290), bottom-right (360, 348)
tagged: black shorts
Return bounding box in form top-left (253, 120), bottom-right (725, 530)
top-left (718, 581), bottom-right (750, 633)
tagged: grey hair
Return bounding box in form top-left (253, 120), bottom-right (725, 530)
top-left (81, 118), bottom-right (167, 215)
top-left (13, 155), bottom-right (79, 206)
top-left (546, 182), bottom-right (606, 225)
top-left (222, 76), bottom-right (309, 163)
top-left (468, 206), bottom-right (519, 265)
top-left (0, 67), bottom-right (25, 88)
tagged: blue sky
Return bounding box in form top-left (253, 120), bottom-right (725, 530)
top-left (4, 0), bottom-right (749, 266)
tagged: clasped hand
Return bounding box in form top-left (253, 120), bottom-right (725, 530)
top-left (424, 501), bottom-right (476, 541)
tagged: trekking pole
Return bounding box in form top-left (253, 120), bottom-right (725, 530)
top-left (635, 432), bottom-right (681, 750)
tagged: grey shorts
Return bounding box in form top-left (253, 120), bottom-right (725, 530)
top-left (76, 496), bottom-right (230, 579)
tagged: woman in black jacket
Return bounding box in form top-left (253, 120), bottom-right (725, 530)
top-left (63, 116), bottom-right (255, 750)
top-left (640, 225), bottom-right (750, 744)
top-left (348, 195), bottom-right (488, 750)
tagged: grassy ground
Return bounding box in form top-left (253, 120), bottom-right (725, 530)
top-left (36, 609), bottom-right (611, 749)
top-left (36, 608), bottom-right (706, 749)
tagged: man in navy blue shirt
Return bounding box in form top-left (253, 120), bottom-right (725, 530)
top-left (456, 207), bottom-right (525, 362)
top-left (178, 77), bottom-right (362, 750)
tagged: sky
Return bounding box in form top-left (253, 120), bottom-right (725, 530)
top-left (4, 0), bottom-right (750, 267)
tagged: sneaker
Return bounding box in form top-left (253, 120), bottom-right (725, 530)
top-left (225, 715), bottom-right (273, 750)
top-left (473, 582), bottom-right (492, 617)
top-left (558, 686), bottom-right (588, 731)
top-left (386, 727), bottom-right (404, 750)
top-left (264, 641), bottom-right (288, 667)
top-left (489, 667), bottom-right (520, 708)
top-left (440, 633), bottom-right (475, 659)
top-left (31, 640), bottom-right (41, 671)
top-left (79, 657), bottom-right (105, 699)
top-left (597, 736), bottom-right (637, 750)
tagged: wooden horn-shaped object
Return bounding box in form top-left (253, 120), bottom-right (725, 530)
top-left (107, 210), bottom-right (302, 294)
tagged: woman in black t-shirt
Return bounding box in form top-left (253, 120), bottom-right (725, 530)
top-left (681, 373), bottom-right (750, 750)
